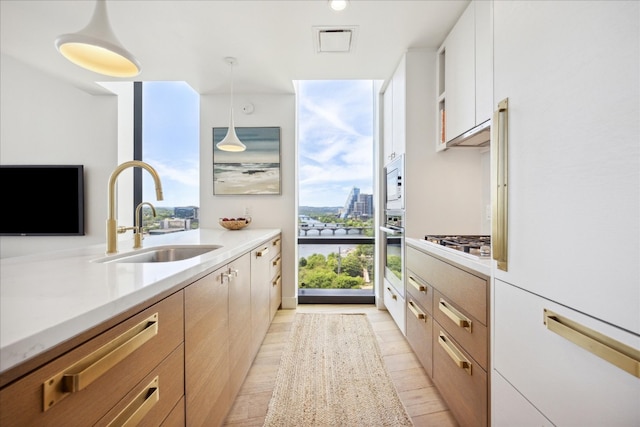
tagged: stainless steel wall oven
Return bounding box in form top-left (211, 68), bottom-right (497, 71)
top-left (380, 211), bottom-right (405, 298)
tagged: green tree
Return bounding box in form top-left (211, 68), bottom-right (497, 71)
top-left (341, 253), bottom-right (363, 277)
top-left (300, 270), bottom-right (337, 289)
top-left (334, 275), bottom-right (364, 289)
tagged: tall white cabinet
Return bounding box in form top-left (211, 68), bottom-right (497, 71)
top-left (491, 1), bottom-right (640, 425)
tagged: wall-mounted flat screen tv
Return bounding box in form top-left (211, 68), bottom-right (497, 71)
top-left (0, 165), bottom-right (85, 236)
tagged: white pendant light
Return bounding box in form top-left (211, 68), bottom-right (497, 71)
top-left (55, 0), bottom-right (141, 77)
top-left (216, 57), bottom-right (247, 152)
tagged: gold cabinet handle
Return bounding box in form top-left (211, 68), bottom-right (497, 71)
top-left (386, 287), bottom-right (397, 300)
top-left (439, 299), bottom-right (472, 332)
top-left (408, 275), bottom-right (427, 293)
top-left (272, 275), bottom-right (281, 287)
top-left (107, 376), bottom-right (160, 427)
top-left (222, 268), bottom-right (239, 282)
top-left (408, 300), bottom-right (426, 322)
top-left (272, 256), bottom-right (281, 267)
top-left (544, 309), bottom-right (640, 378)
top-left (272, 238), bottom-right (281, 247)
top-left (491, 97), bottom-right (509, 271)
top-left (43, 313), bottom-right (159, 411)
top-left (438, 332), bottom-right (472, 376)
top-left (256, 247), bottom-right (269, 257)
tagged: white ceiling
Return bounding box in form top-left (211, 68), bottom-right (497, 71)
top-left (0, 0), bottom-right (469, 95)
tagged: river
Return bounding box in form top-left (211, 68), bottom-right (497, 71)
top-left (297, 218), bottom-right (372, 259)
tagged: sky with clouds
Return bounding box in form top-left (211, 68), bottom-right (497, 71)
top-left (142, 80), bottom-right (374, 208)
top-left (297, 80), bottom-right (375, 207)
top-left (142, 81), bottom-right (200, 208)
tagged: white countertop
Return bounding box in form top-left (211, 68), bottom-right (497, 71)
top-left (0, 228), bottom-right (280, 374)
top-left (406, 237), bottom-right (492, 277)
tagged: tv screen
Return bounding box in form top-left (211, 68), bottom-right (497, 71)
top-left (0, 165), bottom-right (85, 236)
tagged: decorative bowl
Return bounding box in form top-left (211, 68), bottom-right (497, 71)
top-left (219, 217), bottom-right (251, 230)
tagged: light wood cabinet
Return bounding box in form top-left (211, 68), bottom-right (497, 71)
top-left (0, 233), bottom-right (281, 427)
top-left (405, 271), bottom-right (433, 378)
top-left (228, 253), bottom-right (252, 401)
top-left (251, 238), bottom-right (276, 355)
top-left (0, 291), bottom-right (185, 427)
top-left (406, 244), bottom-right (489, 427)
top-left (185, 263), bottom-right (230, 427)
top-left (269, 236), bottom-right (282, 321)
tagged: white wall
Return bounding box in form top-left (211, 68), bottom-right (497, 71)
top-left (402, 49), bottom-right (488, 240)
top-left (200, 93), bottom-right (297, 308)
top-left (0, 54), bottom-right (117, 258)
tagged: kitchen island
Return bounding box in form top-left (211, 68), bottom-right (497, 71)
top-left (0, 228), bottom-right (280, 382)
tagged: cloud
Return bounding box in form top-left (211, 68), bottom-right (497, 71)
top-left (297, 80), bottom-right (374, 206)
top-left (143, 157), bottom-right (199, 207)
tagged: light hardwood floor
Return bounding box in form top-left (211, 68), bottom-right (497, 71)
top-left (223, 304), bottom-right (458, 426)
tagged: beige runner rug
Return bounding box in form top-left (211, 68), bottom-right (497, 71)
top-left (263, 313), bottom-right (413, 426)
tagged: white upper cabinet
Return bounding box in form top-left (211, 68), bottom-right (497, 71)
top-left (383, 55), bottom-right (407, 165)
top-left (437, 0), bottom-right (492, 151)
top-left (474, 0), bottom-right (492, 125)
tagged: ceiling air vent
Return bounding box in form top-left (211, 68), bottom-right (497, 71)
top-left (313, 26), bottom-right (358, 53)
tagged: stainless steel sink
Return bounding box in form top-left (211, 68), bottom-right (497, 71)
top-left (93, 245), bottom-right (222, 264)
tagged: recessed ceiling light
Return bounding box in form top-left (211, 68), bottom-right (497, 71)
top-left (328, 0), bottom-right (349, 12)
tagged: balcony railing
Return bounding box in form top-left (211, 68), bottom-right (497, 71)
top-left (298, 232), bottom-right (375, 304)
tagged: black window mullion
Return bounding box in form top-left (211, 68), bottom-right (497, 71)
top-left (133, 81), bottom-right (143, 225)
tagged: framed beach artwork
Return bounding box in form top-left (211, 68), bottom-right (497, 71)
top-left (213, 126), bottom-right (281, 195)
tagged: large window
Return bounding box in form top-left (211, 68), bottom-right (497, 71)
top-left (138, 81), bottom-right (200, 236)
top-left (296, 80), bottom-right (376, 303)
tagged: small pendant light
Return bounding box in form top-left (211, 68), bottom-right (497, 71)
top-left (55, 0), bottom-right (141, 77)
top-left (217, 57), bottom-right (247, 152)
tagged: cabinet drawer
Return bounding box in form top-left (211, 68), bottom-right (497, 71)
top-left (0, 291), bottom-right (184, 427)
top-left (433, 325), bottom-right (487, 427)
top-left (406, 268), bottom-right (433, 314)
top-left (161, 397), bottom-right (185, 426)
top-left (492, 372), bottom-right (552, 427)
top-left (270, 235), bottom-right (282, 255)
top-left (406, 245), bottom-right (487, 323)
top-left (95, 344), bottom-right (184, 427)
top-left (270, 273), bottom-right (282, 320)
top-left (270, 252), bottom-right (282, 282)
top-left (494, 280), bottom-right (640, 426)
top-left (384, 282), bottom-right (406, 335)
top-left (434, 290), bottom-right (487, 370)
top-left (406, 298), bottom-right (433, 377)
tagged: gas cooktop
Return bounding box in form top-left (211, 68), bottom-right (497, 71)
top-left (424, 235), bottom-right (491, 258)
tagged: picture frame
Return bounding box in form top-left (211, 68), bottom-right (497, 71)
top-left (213, 126), bottom-right (281, 195)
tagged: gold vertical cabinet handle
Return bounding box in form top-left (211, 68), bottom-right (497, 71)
top-left (386, 287), bottom-right (397, 300)
top-left (43, 313), bottom-right (159, 411)
top-left (272, 275), bottom-right (281, 287)
top-left (272, 256), bottom-right (281, 267)
top-left (408, 276), bottom-right (427, 293)
top-left (438, 332), bottom-right (472, 376)
top-left (491, 98), bottom-right (509, 271)
top-left (544, 309), bottom-right (640, 378)
top-left (408, 300), bottom-right (426, 322)
top-left (256, 247), bottom-right (269, 257)
top-left (439, 299), bottom-right (472, 332)
top-left (221, 268), bottom-right (238, 282)
top-left (107, 376), bottom-right (160, 427)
